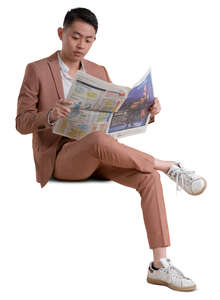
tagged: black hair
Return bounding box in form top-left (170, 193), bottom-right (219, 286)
top-left (63, 7), bottom-right (98, 33)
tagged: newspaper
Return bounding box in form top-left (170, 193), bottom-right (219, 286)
top-left (52, 69), bottom-right (154, 140)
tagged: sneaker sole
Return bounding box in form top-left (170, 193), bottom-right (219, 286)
top-left (147, 276), bottom-right (196, 291)
top-left (185, 177), bottom-right (207, 196)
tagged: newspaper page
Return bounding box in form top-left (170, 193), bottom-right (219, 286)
top-left (52, 71), bottom-right (128, 139)
top-left (52, 69), bottom-right (154, 140)
top-left (108, 70), bottom-right (154, 139)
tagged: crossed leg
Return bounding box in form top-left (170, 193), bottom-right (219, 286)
top-left (53, 131), bottom-right (171, 251)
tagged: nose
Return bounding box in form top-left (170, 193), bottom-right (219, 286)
top-left (77, 39), bottom-right (85, 49)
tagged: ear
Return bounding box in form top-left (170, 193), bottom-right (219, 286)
top-left (57, 27), bottom-right (63, 40)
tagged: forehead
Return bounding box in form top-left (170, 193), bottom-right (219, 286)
top-left (67, 19), bottom-right (96, 38)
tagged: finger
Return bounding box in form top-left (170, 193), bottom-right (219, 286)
top-left (57, 103), bottom-right (71, 113)
top-left (63, 107), bottom-right (71, 113)
top-left (150, 104), bottom-right (157, 111)
top-left (58, 111), bottom-right (68, 118)
top-left (59, 98), bottom-right (73, 105)
top-left (60, 107), bottom-right (71, 114)
top-left (154, 102), bottom-right (160, 108)
top-left (55, 107), bottom-right (70, 117)
top-left (151, 108), bottom-right (158, 114)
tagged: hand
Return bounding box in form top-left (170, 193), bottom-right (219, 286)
top-left (50, 98), bottom-right (73, 122)
top-left (149, 97), bottom-right (161, 117)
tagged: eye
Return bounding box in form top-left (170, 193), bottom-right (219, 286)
top-left (72, 37), bottom-right (79, 40)
top-left (86, 40), bottom-right (92, 43)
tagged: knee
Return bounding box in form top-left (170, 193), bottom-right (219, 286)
top-left (86, 131), bottom-right (113, 146)
top-left (152, 169), bottom-right (161, 179)
top-left (148, 170), bottom-right (161, 184)
top-left (137, 170), bottom-right (161, 191)
top-left (135, 171), bottom-right (162, 205)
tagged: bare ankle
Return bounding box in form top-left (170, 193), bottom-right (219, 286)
top-left (163, 161), bottom-right (179, 174)
top-left (152, 246), bottom-right (167, 267)
top-left (154, 158), bottom-right (177, 173)
top-left (153, 260), bottom-right (163, 268)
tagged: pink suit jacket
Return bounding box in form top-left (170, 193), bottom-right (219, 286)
top-left (16, 50), bottom-right (154, 188)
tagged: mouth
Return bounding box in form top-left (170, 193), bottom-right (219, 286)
top-left (73, 52), bottom-right (83, 56)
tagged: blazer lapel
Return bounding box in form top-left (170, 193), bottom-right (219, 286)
top-left (47, 50), bottom-right (65, 99)
top-left (47, 50), bottom-right (90, 99)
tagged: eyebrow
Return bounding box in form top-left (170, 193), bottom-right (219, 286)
top-left (72, 31), bottom-right (94, 38)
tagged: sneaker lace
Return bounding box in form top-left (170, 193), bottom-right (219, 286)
top-left (170, 164), bottom-right (199, 193)
top-left (163, 264), bottom-right (190, 280)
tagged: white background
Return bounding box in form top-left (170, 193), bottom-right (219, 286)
top-left (1, 0), bottom-right (219, 299)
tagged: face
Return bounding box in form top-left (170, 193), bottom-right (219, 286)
top-left (58, 19), bottom-right (96, 62)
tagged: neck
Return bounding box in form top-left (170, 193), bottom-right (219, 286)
top-left (60, 50), bottom-right (81, 70)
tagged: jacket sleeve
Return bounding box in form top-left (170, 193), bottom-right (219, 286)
top-left (102, 65), bottom-right (155, 124)
top-left (16, 63), bottom-right (53, 134)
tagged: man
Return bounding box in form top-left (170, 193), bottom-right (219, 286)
top-left (16, 7), bottom-right (207, 291)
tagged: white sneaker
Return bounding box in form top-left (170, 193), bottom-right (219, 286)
top-left (167, 162), bottom-right (207, 195)
top-left (147, 258), bottom-right (196, 291)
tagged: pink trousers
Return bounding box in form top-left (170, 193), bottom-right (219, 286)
top-left (53, 131), bottom-right (171, 249)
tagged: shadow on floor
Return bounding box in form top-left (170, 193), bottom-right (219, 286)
top-left (49, 175), bottom-right (112, 185)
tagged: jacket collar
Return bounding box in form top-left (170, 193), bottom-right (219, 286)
top-left (57, 50), bottom-right (85, 73)
top-left (47, 50), bottom-right (87, 99)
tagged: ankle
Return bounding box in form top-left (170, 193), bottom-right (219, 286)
top-left (153, 260), bottom-right (163, 269)
top-left (162, 161), bottom-right (174, 174)
top-left (163, 161), bottom-right (179, 174)
top-left (152, 247), bottom-right (167, 268)
top-left (154, 158), bottom-right (178, 173)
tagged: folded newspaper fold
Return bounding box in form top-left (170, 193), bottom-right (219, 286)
top-left (52, 69), bottom-right (154, 140)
